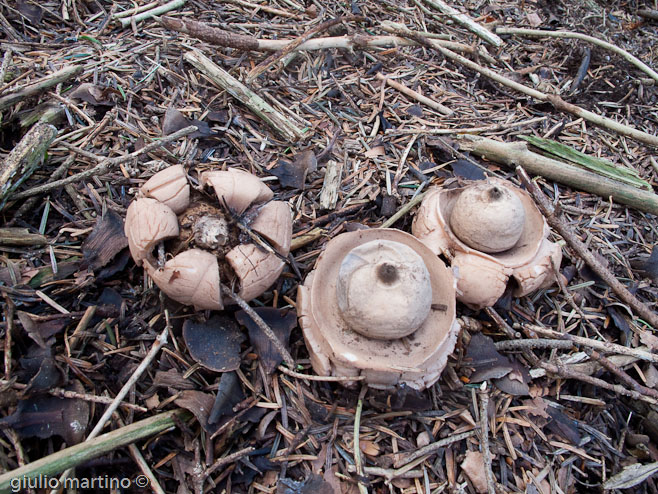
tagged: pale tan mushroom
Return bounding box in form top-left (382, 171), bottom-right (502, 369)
top-left (412, 178), bottom-right (562, 309)
top-left (200, 169), bottom-right (273, 214)
top-left (336, 240), bottom-right (432, 339)
top-left (226, 244), bottom-right (285, 302)
top-left (249, 201), bottom-right (292, 255)
top-left (141, 165), bottom-right (190, 214)
top-left (298, 228), bottom-right (460, 390)
top-left (145, 249), bottom-right (222, 310)
top-left (449, 182), bottom-right (525, 253)
top-left (125, 198), bottom-right (179, 266)
top-left (125, 166), bottom-right (291, 309)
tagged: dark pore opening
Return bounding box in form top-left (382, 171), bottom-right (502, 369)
top-left (488, 186), bottom-right (503, 201)
top-left (377, 262), bottom-right (399, 285)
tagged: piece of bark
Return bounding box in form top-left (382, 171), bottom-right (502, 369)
top-left (0, 228), bottom-right (47, 246)
top-left (420, 0), bottom-right (503, 47)
top-left (456, 135), bottom-right (658, 216)
top-left (0, 123), bottom-right (57, 209)
top-left (161, 17), bottom-right (473, 54)
top-left (376, 73), bottom-right (453, 116)
top-left (184, 50), bottom-right (304, 143)
top-left (638, 9), bottom-right (658, 21)
top-left (319, 160), bottom-right (343, 210)
top-left (0, 66), bottom-right (82, 111)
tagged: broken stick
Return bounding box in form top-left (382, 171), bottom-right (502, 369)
top-left (516, 166), bottom-right (658, 330)
top-left (455, 134), bottom-right (658, 216)
top-left (376, 73), bottom-right (453, 116)
top-left (0, 66), bottom-right (82, 112)
top-left (184, 50), bottom-right (304, 143)
top-left (0, 122), bottom-right (57, 209)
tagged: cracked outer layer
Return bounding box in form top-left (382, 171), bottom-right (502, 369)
top-left (412, 178), bottom-right (562, 309)
top-left (125, 166), bottom-right (292, 308)
top-left (298, 229), bottom-right (460, 390)
top-left (125, 198), bottom-right (179, 266)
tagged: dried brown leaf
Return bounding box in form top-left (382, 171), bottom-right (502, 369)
top-left (640, 330), bottom-right (658, 351)
top-left (174, 390), bottom-right (215, 431)
top-left (460, 450), bottom-right (488, 494)
top-left (82, 210), bottom-right (128, 271)
top-left (70, 83), bottom-right (117, 106)
top-left (17, 0), bottom-right (43, 24)
top-left (162, 108), bottom-right (211, 138)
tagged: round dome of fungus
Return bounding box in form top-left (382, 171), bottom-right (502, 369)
top-left (124, 165), bottom-right (292, 309)
top-left (449, 182), bottom-right (525, 253)
top-left (412, 178), bottom-right (562, 310)
top-left (336, 240), bottom-right (432, 339)
top-left (298, 229), bottom-right (460, 390)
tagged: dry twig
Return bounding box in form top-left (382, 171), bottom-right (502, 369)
top-left (11, 125), bottom-right (198, 200)
top-left (478, 386), bottom-right (497, 494)
top-left (496, 27), bottom-right (658, 84)
top-left (392, 29), bottom-right (658, 148)
top-left (516, 166), bottom-right (658, 329)
top-left (221, 284), bottom-right (294, 368)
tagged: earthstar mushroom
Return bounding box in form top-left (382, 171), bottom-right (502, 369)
top-left (298, 228), bottom-right (460, 390)
top-left (412, 178), bottom-right (562, 309)
top-left (124, 165), bottom-right (292, 309)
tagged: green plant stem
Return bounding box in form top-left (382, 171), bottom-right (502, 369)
top-left (0, 410), bottom-right (186, 493)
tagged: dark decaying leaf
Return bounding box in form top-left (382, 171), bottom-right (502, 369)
top-left (0, 380), bottom-right (89, 444)
top-left (82, 210), bottom-right (128, 271)
top-left (270, 150), bottom-right (317, 189)
top-left (24, 355), bottom-right (63, 395)
top-left (493, 359), bottom-right (530, 396)
top-left (18, 345), bottom-right (63, 395)
top-left (546, 407), bottom-right (581, 445)
top-left (607, 306), bottom-right (632, 345)
top-left (451, 159), bottom-right (486, 180)
top-left (378, 111), bottom-right (393, 132)
top-left (97, 287), bottom-right (124, 311)
top-left (278, 473), bottom-right (336, 494)
top-left (379, 193), bottom-right (397, 217)
top-left (406, 105), bottom-right (423, 117)
top-left (69, 83), bottom-right (117, 106)
top-left (465, 332), bottom-right (513, 382)
top-left (17, 310), bottom-right (67, 348)
top-left (162, 108), bottom-right (212, 138)
top-left (235, 307), bottom-right (296, 373)
top-left (232, 455), bottom-right (278, 486)
top-left (578, 252), bottom-right (608, 283)
top-left (183, 316), bottom-right (244, 372)
top-left (390, 384), bottom-right (433, 411)
top-left (96, 249), bottom-right (131, 280)
top-left (631, 246), bottom-right (658, 283)
top-left (206, 110), bottom-right (230, 124)
top-left (209, 371), bottom-right (244, 424)
top-left (19, 345), bottom-right (52, 377)
top-left (174, 390), bottom-right (215, 431)
top-left (17, 0), bottom-right (43, 25)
